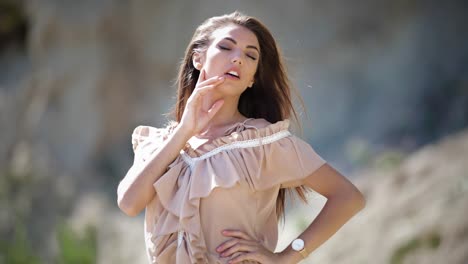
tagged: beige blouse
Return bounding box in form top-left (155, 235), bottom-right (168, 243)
top-left (131, 118), bottom-right (326, 264)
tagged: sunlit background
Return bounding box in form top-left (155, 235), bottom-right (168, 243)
top-left (1, 0), bottom-right (467, 263)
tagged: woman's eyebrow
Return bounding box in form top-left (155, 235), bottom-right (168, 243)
top-left (223, 37), bottom-right (259, 53)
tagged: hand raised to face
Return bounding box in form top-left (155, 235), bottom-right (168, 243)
top-left (178, 68), bottom-right (225, 135)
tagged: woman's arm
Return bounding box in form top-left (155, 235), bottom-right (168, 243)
top-left (280, 164), bottom-right (366, 263)
top-left (217, 164), bottom-right (365, 264)
top-left (117, 70), bottom-right (226, 217)
top-left (117, 125), bottom-right (192, 216)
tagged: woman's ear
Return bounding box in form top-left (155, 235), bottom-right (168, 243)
top-left (248, 80), bottom-right (254, 88)
top-left (192, 52), bottom-right (204, 70)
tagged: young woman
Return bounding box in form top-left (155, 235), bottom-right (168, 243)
top-left (117, 11), bottom-right (365, 264)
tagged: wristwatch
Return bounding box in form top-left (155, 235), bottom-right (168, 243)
top-left (291, 238), bottom-right (308, 258)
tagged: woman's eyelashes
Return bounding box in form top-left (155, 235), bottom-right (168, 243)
top-left (217, 45), bottom-right (257, 61)
top-left (218, 45), bottom-right (230, 51)
top-left (247, 54), bottom-right (257, 60)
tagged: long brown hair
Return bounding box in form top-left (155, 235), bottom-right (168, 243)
top-left (172, 11), bottom-right (309, 221)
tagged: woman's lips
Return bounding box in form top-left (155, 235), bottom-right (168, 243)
top-left (224, 73), bottom-right (240, 80)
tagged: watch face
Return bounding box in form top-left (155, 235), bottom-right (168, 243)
top-left (292, 238), bottom-right (305, 251)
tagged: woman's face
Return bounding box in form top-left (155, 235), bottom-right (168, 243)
top-left (195, 24), bottom-right (260, 96)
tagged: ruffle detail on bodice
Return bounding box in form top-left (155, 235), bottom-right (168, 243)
top-left (132, 119), bottom-right (326, 263)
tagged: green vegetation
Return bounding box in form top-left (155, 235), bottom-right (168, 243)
top-left (0, 222), bottom-right (98, 264)
top-left (0, 224), bottom-right (41, 264)
top-left (0, 169), bottom-right (97, 264)
top-left (57, 223), bottom-right (97, 264)
top-left (391, 231), bottom-right (441, 264)
top-left (372, 150), bottom-right (405, 171)
top-left (0, 171), bottom-right (42, 264)
top-left (346, 138), bottom-right (406, 170)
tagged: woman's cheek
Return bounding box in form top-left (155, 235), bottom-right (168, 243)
top-left (246, 65), bottom-right (257, 81)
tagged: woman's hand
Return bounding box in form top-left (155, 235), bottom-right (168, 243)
top-left (179, 68), bottom-right (225, 135)
top-left (217, 230), bottom-right (289, 264)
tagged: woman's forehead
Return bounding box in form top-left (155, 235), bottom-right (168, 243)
top-left (211, 24), bottom-right (259, 48)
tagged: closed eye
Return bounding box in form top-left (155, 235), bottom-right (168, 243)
top-left (218, 44), bottom-right (257, 60)
top-left (218, 45), bottom-right (231, 51)
top-left (247, 54), bottom-right (257, 60)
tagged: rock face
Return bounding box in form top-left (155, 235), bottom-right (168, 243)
top-left (2, 0), bottom-right (467, 174)
top-left (1, 1), bottom-right (467, 263)
top-left (286, 129), bottom-right (468, 264)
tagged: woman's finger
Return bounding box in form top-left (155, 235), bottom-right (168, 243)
top-left (195, 68), bottom-right (223, 88)
top-left (197, 80), bottom-right (224, 94)
top-left (196, 76), bottom-right (225, 90)
top-left (186, 85), bottom-right (218, 107)
top-left (187, 79), bottom-right (224, 105)
top-left (222, 230), bottom-right (252, 241)
top-left (206, 99), bottom-right (224, 118)
top-left (220, 241), bottom-right (257, 258)
top-left (216, 238), bottom-right (240, 253)
top-left (228, 252), bottom-right (260, 264)
top-left (195, 68), bottom-right (206, 86)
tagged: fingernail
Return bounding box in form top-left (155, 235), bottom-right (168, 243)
top-left (218, 76), bottom-right (225, 80)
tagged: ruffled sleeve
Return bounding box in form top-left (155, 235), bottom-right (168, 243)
top-left (214, 119), bottom-right (327, 191)
top-left (257, 134), bottom-right (326, 189)
top-left (131, 122), bottom-right (176, 164)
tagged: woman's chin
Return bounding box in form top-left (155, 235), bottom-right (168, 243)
top-left (216, 83), bottom-right (248, 96)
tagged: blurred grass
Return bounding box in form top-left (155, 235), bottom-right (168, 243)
top-left (372, 150), bottom-right (405, 171)
top-left (57, 223), bottom-right (97, 264)
top-left (0, 224), bottom-right (41, 264)
top-left (0, 221), bottom-right (97, 264)
top-left (0, 169), bottom-right (97, 264)
top-left (346, 137), bottom-right (406, 171)
top-left (390, 231), bottom-right (441, 264)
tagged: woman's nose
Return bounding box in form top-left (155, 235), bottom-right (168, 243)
top-left (231, 53), bottom-right (242, 65)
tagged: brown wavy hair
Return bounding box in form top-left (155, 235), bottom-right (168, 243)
top-left (172, 11), bottom-right (308, 221)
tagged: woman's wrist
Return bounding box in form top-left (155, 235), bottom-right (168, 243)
top-left (174, 122), bottom-right (195, 141)
top-left (278, 247), bottom-right (304, 264)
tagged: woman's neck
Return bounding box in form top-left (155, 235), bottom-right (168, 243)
top-left (199, 94), bottom-right (246, 136)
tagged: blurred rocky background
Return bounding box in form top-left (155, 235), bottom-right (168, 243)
top-left (0, 0), bottom-right (467, 263)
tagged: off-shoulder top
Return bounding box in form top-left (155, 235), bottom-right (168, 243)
top-left (130, 118), bottom-right (326, 264)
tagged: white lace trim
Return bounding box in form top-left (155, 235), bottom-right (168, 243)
top-left (180, 130), bottom-right (291, 169)
top-left (177, 230), bottom-right (184, 248)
